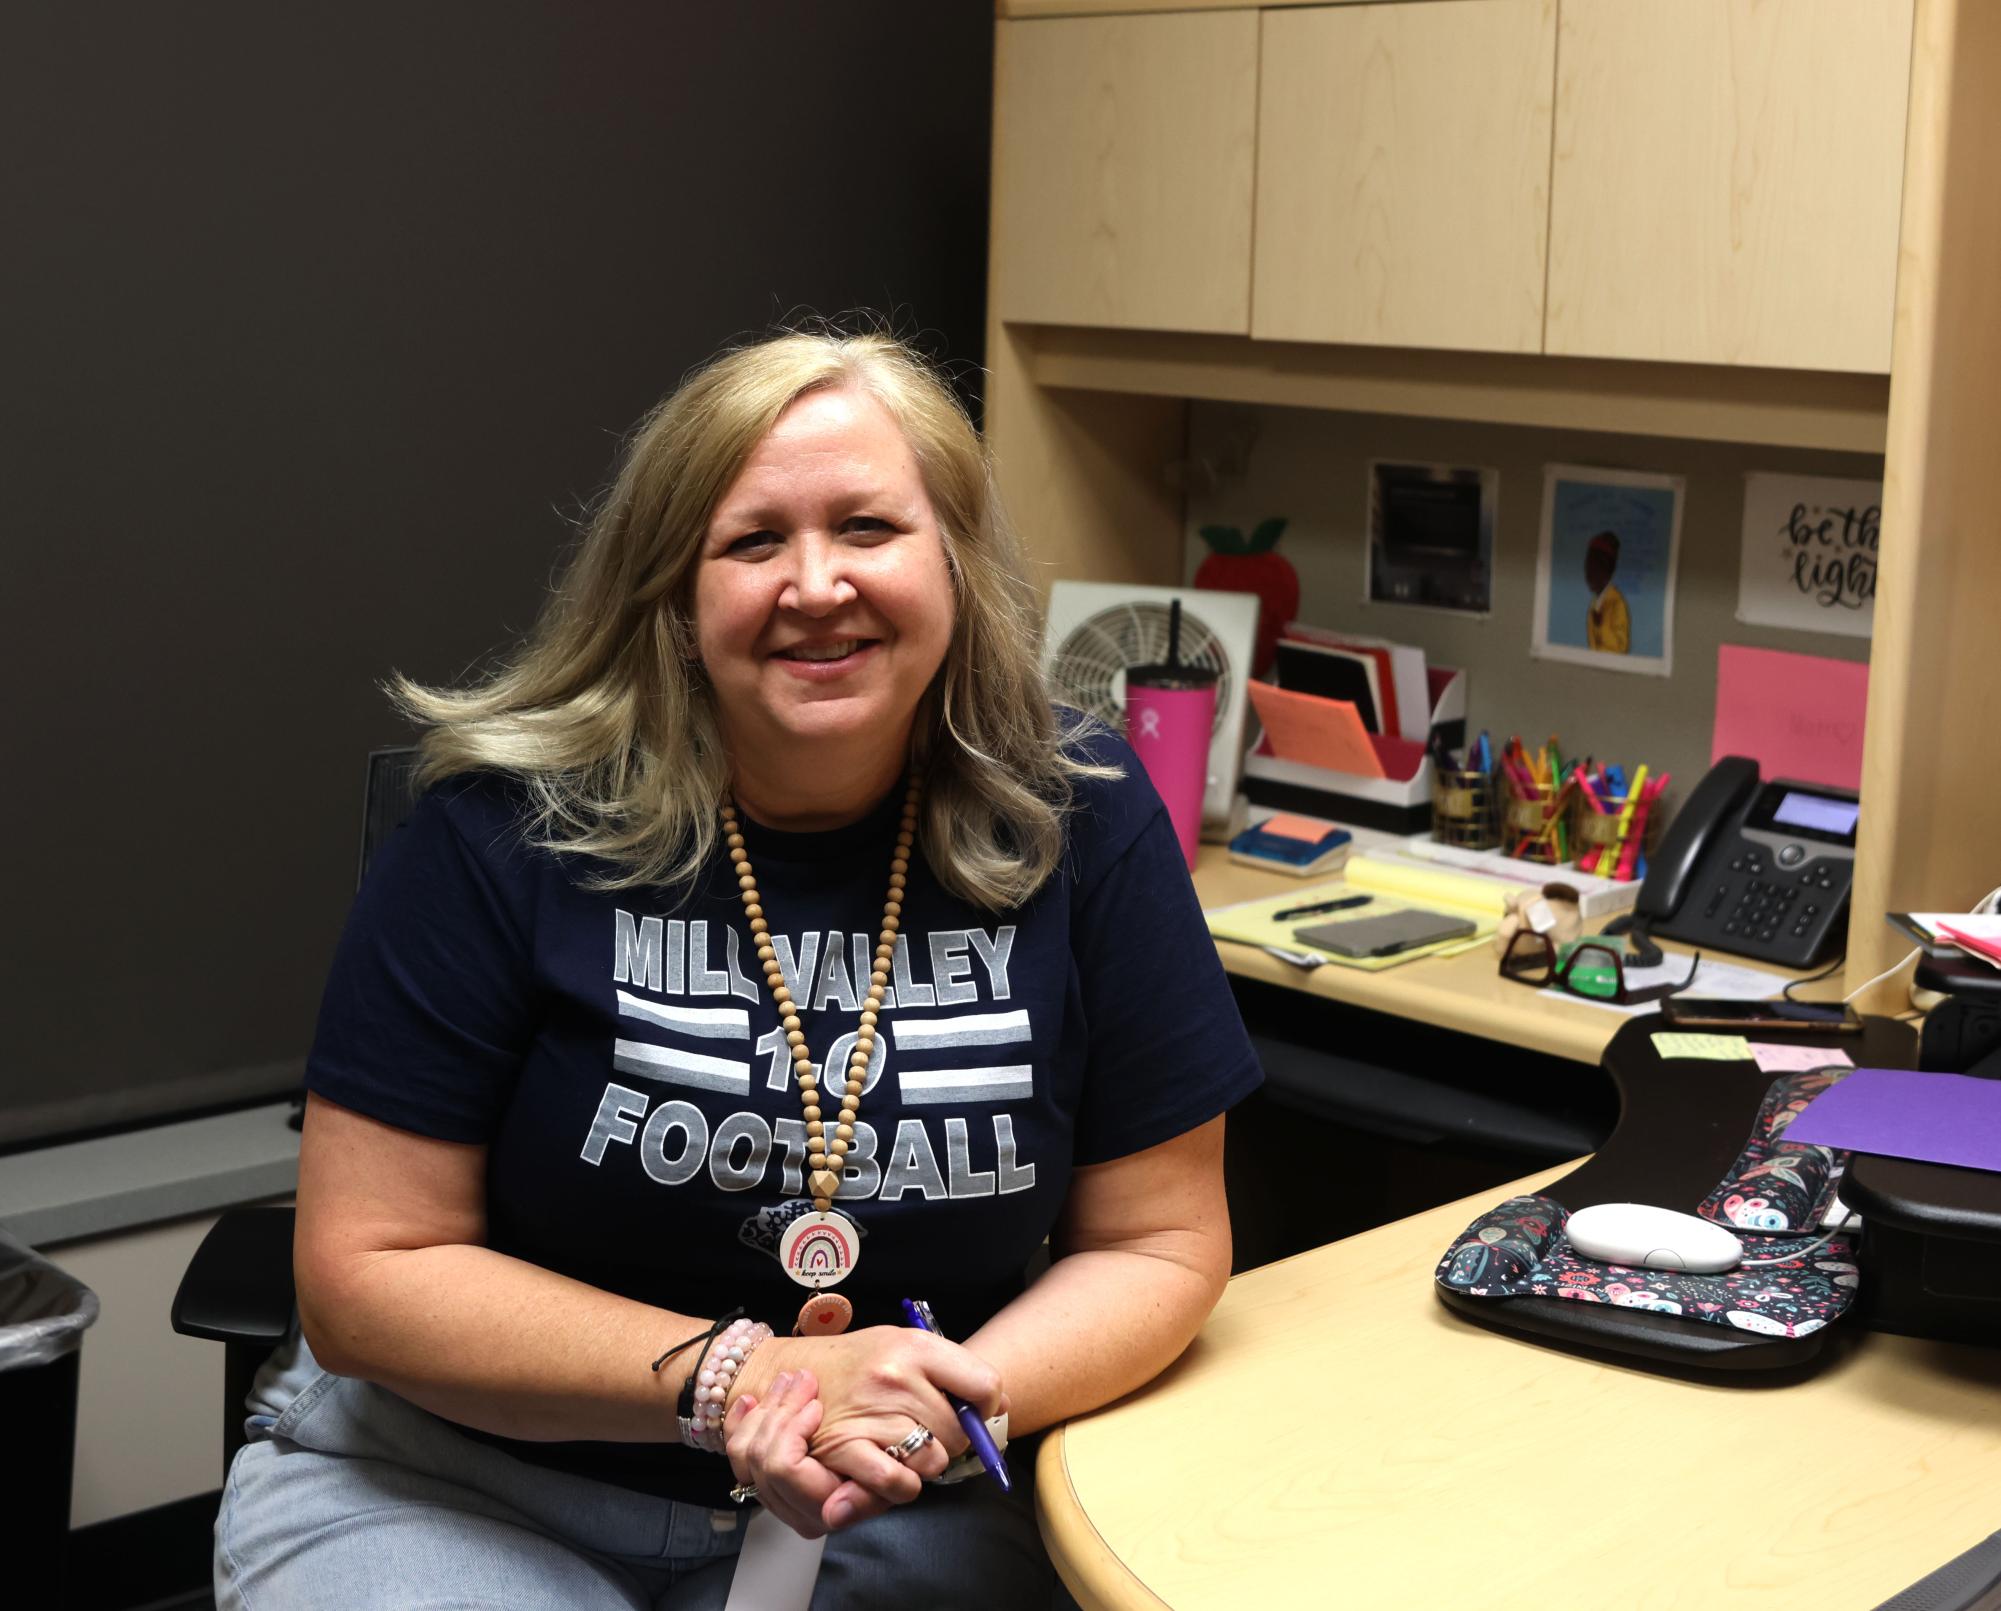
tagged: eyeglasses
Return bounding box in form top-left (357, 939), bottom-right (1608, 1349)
top-left (1499, 930), bottom-right (1700, 1006)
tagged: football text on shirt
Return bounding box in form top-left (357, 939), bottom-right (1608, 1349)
top-left (583, 912), bottom-right (1036, 1201)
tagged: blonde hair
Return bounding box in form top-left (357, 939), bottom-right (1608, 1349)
top-left (393, 328), bottom-right (1111, 910)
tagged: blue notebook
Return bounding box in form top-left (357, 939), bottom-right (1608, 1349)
top-left (1227, 821), bottom-right (1352, 876)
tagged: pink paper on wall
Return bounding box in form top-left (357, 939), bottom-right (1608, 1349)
top-left (1711, 644), bottom-right (1869, 791)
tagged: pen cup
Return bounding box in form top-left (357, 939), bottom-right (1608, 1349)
top-left (1431, 766), bottom-right (1499, 851)
top-left (1570, 786), bottom-right (1661, 881)
top-left (1502, 775), bottom-right (1571, 866)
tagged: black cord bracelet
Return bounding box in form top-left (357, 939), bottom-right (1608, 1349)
top-left (653, 1307), bottom-right (747, 1423)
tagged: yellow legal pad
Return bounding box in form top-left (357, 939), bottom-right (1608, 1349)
top-left (1204, 854), bottom-right (1503, 971)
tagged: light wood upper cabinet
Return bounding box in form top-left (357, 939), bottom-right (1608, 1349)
top-left (1253, 0), bottom-right (1556, 354)
top-left (992, 11), bottom-right (1258, 334)
top-left (1547, 0), bottom-right (1915, 372)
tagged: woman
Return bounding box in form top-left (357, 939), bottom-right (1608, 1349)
top-left (218, 330), bottom-right (1262, 1609)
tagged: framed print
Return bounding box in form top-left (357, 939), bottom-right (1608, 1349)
top-left (1366, 461), bottom-right (1496, 615)
top-left (1736, 472), bottom-right (1880, 639)
top-left (1532, 464), bottom-right (1684, 677)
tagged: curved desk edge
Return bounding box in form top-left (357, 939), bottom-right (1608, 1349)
top-left (1034, 1162), bottom-right (1583, 1611)
top-left (1037, 1416), bottom-right (1171, 1611)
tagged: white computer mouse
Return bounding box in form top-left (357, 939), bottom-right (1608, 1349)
top-left (1564, 1202), bottom-right (1744, 1273)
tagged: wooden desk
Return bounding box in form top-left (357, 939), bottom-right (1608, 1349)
top-left (1037, 1165), bottom-right (2001, 1611)
top-left (1195, 845), bottom-right (1825, 1066)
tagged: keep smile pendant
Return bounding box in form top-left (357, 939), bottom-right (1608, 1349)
top-left (778, 1207), bottom-right (862, 1289)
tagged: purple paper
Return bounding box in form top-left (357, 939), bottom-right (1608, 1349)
top-left (1785, 1068), bottom-right (2001, 1173)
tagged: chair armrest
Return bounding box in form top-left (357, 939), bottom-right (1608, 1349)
top-left (171, 1204), bottom-right (296, 1348)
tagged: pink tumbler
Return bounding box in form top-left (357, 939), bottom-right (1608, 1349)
top-left (1126, 656), bottom-right (1217, 871)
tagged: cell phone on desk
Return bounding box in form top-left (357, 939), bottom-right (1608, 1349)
top-left (1658, 996), bottom-right (1863, 1034)
top-left (1295, 908), bottom-right (1476, 958)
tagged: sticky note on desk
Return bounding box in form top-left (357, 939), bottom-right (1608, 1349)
top-left (1651, 1032), bottom-right (1752, 1062)
top-left (1256, 811), bottom-right (1339, 843)
top-left (1749, 1043), bottom-right (1854, 1074)
top-left (1247, 681), bottom-right (1385, 777)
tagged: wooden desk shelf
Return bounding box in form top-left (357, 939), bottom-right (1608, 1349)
top-left (985, 0), bottom-right (2001, 1001)
top-left (1021, 325), bottom-right (1893, 455)
top-left (996, 5), bottom-right (2001, 1604)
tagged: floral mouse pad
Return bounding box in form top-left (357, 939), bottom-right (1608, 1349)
top-left (1435, 1193), bottom-right (1857, 1339)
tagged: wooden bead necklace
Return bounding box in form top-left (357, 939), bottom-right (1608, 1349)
top-left (719, 770), bottom-right (920, 1291)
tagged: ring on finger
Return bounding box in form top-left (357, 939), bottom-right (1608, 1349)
top-left (883, 1423), bottom-right (935, 1462)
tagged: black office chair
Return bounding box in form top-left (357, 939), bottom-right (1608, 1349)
top-left (170, 746), bottom-right (423, 1470)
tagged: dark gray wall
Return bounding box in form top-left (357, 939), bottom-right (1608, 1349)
top-left (1, 3), bottom-right (993, 1145)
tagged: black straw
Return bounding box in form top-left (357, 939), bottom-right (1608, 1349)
top-left (1166, 598), bottom-right (1182, 670)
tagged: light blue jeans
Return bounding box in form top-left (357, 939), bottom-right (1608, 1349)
top-left (214, 1361), bottom-right (1062, 1610)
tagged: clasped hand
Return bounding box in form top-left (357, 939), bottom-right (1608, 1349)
top-left (721, 1326), bottom-right (1004, 1539)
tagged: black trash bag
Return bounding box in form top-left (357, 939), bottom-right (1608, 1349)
top-left (0, 1228), bottom-right (99, 1368)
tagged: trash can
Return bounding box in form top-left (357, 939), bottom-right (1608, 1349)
top-left (0, 1228), bottom-right (100, 1604)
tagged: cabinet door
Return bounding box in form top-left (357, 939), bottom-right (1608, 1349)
top-left (1253, 0), bottom-right (1557, 354)
top-left (992, 11), bottom-right (1257, 334)
top-left (1547, 0), bottom-right (1915, 372)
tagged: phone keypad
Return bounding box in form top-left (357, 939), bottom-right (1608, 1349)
top-left (1663, 836), bottom-right (1851, 968)
top-left (1721, 875), bottom-right (1800, 945)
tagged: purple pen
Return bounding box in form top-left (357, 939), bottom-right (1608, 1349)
top-left (900, 1297), bottom-right (1012, 1493)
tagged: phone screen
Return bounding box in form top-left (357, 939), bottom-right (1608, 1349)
top-left (1766, 999), bottom-right (1853, 1025)
top-left (1771, 792), bottom-right (1860, 838)
top-left (1663, 996), bottom-right (1856, 1027)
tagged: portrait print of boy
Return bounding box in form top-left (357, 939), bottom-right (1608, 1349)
top-left (1584, 531), bottom-right (1630, 653)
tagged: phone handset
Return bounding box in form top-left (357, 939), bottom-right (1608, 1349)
top-left (1603, 756), bottom-right (1762, 962)
top-left (1636, 756), bottom-right (1762, 923)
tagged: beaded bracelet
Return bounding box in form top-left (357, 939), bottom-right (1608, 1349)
top-left (652, 1312), bottom-right (774, 1453)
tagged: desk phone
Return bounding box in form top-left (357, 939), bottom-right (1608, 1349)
top-left (1639, 756), bottom-right (1858, 969)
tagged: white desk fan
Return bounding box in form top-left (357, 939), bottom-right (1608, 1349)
top-left (1041, 581), bottom-right (1261, 831)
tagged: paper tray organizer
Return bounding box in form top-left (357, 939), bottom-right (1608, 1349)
top-left (1240, 666), bottom-right (1466, 835)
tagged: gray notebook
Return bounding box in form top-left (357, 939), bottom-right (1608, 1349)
top-left (1294, 907), bottom-right (1476, 959)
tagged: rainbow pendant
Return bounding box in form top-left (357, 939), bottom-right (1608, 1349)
top-left (778, 1208), bottom-right (861, 1289)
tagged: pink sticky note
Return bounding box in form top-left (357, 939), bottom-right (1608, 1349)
top-left (1711, 645), bottom-right (1868, 791)
top-left (1749, 1042), bottom-right (1855, 1074)
top-left (1247, 682), bottom-right (1386, 778)
top-left (1257, 812), bottom-right (1337, 843)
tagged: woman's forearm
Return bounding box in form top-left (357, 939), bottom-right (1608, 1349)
top-left (962, 1241), bottom-right (1228, 1436)
top-left (298, 1243), bottom-right (710, 1442)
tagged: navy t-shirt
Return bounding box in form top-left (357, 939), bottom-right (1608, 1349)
top-left (305, 726), bottom-right (1262, 1502)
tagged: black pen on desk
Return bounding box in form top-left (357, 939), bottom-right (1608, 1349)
top-left (1272, 893), bottom-right (1373, 922)
top-left (900, 1298), bottom-right (1011, 1493)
